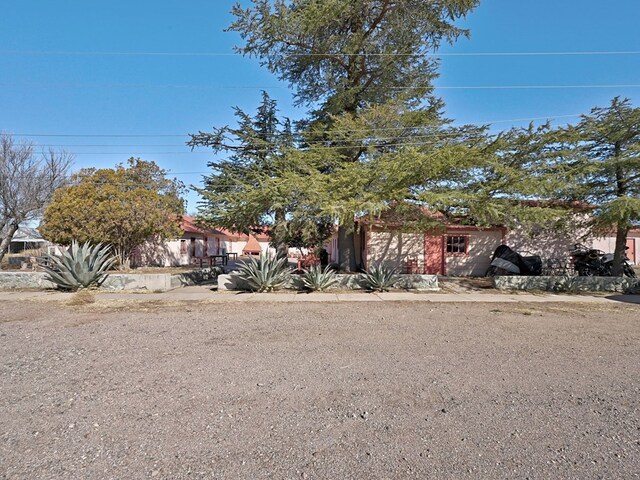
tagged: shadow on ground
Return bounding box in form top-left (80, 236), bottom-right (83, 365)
top-left (604, 295), bottom-right (640, 305)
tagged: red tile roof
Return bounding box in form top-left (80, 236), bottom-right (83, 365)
top-left (180, 216), bottom-right (270, 240)
top-left (242, 235), bottom-right (263, 254)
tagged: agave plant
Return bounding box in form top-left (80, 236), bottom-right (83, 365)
top-left (237, 253), bottom-right (292, 292)
top-left (361, 264), bottom-right (398, 292)
top-left (42, 241), bottom-right (116, 291)
top-left (302, 265), bottom-right (338, 292)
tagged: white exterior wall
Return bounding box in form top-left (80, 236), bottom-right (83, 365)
top-left (590, 237), bottom-right (617, 254)
top-left (135, 238), bottom-right (186, 267)
top-left (445, 230), bottom-right (503, 277)
top-left (367, 231), bottom-right (425, 272)
top-left (325, 235), bottom-right (339, 264)
top-left (257, 239), bottom-right (274, 255)
top-left (505, 227), bottom-right (578, 260)
top-left (590, 234), bottom-right (639, 265)
top-left (505, 214), bottom-right (595, 261)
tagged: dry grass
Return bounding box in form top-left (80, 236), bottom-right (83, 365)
top-left (66, 290), bottom-right (96, 306)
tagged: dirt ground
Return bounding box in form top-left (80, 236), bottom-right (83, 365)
top-left (1, 300), bottom-right (639, 479)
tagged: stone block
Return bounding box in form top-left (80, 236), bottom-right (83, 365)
top-left (493, 275), bottom-right (639, 293)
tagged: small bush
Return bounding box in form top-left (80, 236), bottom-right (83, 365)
top-left (237, 253), bottom-right (292, 292)
top-left (361, 265), bottom-right (398, 292)
top-left (302, 265), bottom-right (338, 291)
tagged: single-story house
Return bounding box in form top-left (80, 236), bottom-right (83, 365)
top-left (358, 216), bottom-right (506, 276)
top-left (4, 226), bottom-right (49, 254)
top-left (350, 207), bottom-right (638, 276)
top-left (133, 216), bottom-right (273, 267)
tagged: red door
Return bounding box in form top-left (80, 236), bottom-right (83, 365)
top-left (424, 235), bottom-right (444, 275)
top-left (627, 238), bottom-right (636, 264)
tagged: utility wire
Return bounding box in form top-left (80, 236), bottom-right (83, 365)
top-left (23, 138), bottom-right (513, 154)
top-left (1, 50), bottom-right (640, 57)
top-left (6, 113), bottom-right (583, 139)
top-left (1, 82), bottom-right (639, 90)
top-left (31, 132), bottom-right (504, 148)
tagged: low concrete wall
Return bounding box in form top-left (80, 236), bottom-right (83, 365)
top-left (0, 268), bottom-right (221, 292)
top-left (493, 275), bottom-right (640, 293)
top-left (218, 273), bottom-right (439, 292)
top-left (0, 272), bottom-right (57, 289)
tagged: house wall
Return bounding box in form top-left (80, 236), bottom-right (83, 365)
top-left (364, 227), bottom-right (503, 276)
top-left (591, 232), bottom-right (639, 265)
top-left (445, 230), bottom-right (503, 277)
top-left (366, 230), bottom-right (425, 272)
top-left (506, 222), bottom-right (639, 265)
top-left (136, 234), bottom-right (213, 267)
top-left (506, 226), bottom-right (583, 260)
top-left (135, 237), bottom-right (185, 267)
top-left (323, 233), bottom-right (339, 264)
top-left (257, 239), bottom-right (274, 255)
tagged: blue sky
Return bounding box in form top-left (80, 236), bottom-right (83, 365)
top-left (1, 1), bottom-right (639, 212)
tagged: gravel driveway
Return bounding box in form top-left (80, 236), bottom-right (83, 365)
top-left (1, 300), bottom-right (639, 479)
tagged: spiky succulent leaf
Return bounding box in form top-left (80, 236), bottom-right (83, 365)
top-left (361, 265), bottom-right (398, 292)
top-left (42, 240), bottom-right (116, 291)
top-left (237, 253), bottom-right (292, 292)
top-left (302, 265), bottom-right (338, 291)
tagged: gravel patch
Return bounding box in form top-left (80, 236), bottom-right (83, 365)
top-left (1, 301), bottom-right (639, 479)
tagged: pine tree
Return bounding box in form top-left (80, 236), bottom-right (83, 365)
top-left (559, 97), bottom-right (640, 276)
top-left (189, 92), bottom-right (330, 258)
top-left (228, 0), bottom-right (480, 271)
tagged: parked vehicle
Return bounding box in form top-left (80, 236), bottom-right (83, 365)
top-left (486, 245), bottom-right (543, 276)
top-left (570, 243), bottom-right (637, 277)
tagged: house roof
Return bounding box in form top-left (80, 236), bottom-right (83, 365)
top-left (180, 216), bottom-right (270, 241)
top-left (242, 235), bottom-right (263, 254)
top-left (7, 226), bottom-right (48, 243)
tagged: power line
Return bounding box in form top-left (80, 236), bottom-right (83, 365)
top-left (5, 113), bottom-right (584, 139)
top-left (430, 84), bottom-right (640, 90)
top-left (23, 139), bottom-right (519, 155)
top-left (1, 50), bottom-right (640, 57)
top-left (7, 133), bottom-right (187, 138)
top-left (1, 82), bottom-right (639, 90)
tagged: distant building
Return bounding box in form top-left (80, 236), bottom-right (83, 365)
top-left (4, 226), bottom-right (49, 254)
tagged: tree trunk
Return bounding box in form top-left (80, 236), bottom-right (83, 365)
top-left (611, 145), bottom-right (628, 277)
top-left (611, 221), bottom-right (629, 276)
top-left (274, 209), bottom-right (288, 260)
top-left (0, 220), bottom-right (20, 268)
top-left (338, 223), bottom-right (357, 272)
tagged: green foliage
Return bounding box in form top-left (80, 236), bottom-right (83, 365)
top-left (301, 265), bottom-right (338, 291)
top-left (41, 158), bottom-right (185, 268)
top-left (229, 0), bottom-right (478, 112)
top-left (361, 264), bottom-right (398, 292)
top-left (228, 0), bottom-right (481, 271)
top-left (237, 253), bottom-right (292, 292)
top-left (548, 97), bottom-right (640, 274)
top-left (42, 241), bottom-right (116, 291)
top-left (189, 93), bottom-right (330, 257)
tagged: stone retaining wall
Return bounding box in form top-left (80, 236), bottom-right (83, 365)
top-left (0, 268), bottom-right (220, 292)
top-left (493, 275), bottom-right (639, 293)
top-left (0, 272), bottom-right (57, 290)
top-left (217, 273), bottom-right (439, 292)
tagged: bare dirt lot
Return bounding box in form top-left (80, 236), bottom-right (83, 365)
top-left (1, 300), bottom-right (639, 479)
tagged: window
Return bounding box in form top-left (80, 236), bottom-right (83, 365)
top-left (180, 239), bottom-right (187, 255)
top-left (446, 236), bottom-right (468, 255)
